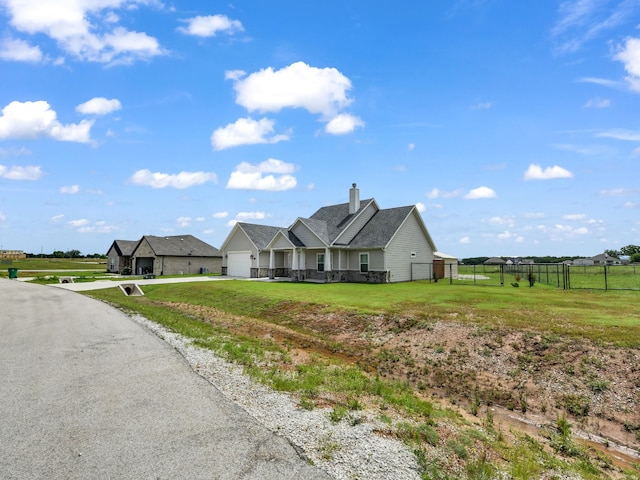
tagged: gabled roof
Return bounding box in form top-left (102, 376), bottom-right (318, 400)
top-left (265, 228), bottom-right (305, 249)
top-left (237, 223), bottom-right (284, 250)
top-left (110, 239), bottom-right (137, 256)
top-left (348, 206), bottom-right (418, 248)
top-left (308, 198), bottom-right (375, 244)
top-left (140, 235), bottom-right (221, 257)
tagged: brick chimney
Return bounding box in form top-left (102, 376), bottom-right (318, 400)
top-left (349, 183), bottom-right (360, 214)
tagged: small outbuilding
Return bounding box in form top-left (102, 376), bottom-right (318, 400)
top-left (434, 251), bottom-right (459, 279)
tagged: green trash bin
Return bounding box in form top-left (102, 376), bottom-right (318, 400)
top-left (8, 268), bottom-right (18, 279)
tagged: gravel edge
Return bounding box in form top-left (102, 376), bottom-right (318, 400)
top-left (130, 314), bottom-right (422, 480)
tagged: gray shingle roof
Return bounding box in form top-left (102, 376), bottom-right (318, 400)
top-left (309, 199), bottom-right (374, 243)
top-left (143, 235), bottom-right (221, 257)
top-left (112, 240), bottom-right (137, 256)
top-left (238, 223), bottom-right (283, 250)
top-left (347, 206), bottom-right (414, 248)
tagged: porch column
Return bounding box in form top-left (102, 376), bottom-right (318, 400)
top-left (269, 249), bottom-right (275, 279)
top-left (292, 248), bottom-right (299, 281)
top-left (325, 247), bottom-right (332, 271)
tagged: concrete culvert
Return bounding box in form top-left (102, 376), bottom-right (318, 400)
top-left (119, 283), bottom-right (144, 296)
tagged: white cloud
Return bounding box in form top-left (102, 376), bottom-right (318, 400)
top-left (77, 222), bottom-right (118, 233)
top-left (524, 212), bottom-right (545, 219)
top-left (129, 169), bottom-right (217, 189)
top-left (212, 211), bottom-right (228, 219)
top-left (76, 97), bottom-right (121, 115)
top-left (227, 159), bottom-right (297, 191)
top-left (497, 231), bottom-right (524, 243)
top-left (407, 143), bottom-right (415, 152)
top-left (583, 97), bottom-right (610, 108)
top-left (2, 0), bottom-right (164, 65)
top-left (68, 218), bottom-right (89, 227)
top-left (426, 188), bottom-right (463, 199)
top-left (178, 15), bottom-right (243, 37)
top-left (0, 100), bottom-right (93, 142)
top-left (176, 216), bottom-right (192, 228)
top-left (0, 37), bottom-right (43, 62)
top-left (577, 77), bottom-right (623, 88)
top-left (552, 0), bottom-right (638, 54)
top-left (60, 184), bottom-right (80, 194)
top-left (523, 164), bottom-right (573, 180)
top-left (211, 117), bottom-right (289, 150)
top-left (51, 214), bottom-right (64, 222)
top-left (415, 202), bottom-right (426, 213)
top-left (615, 37), bottom-right (640, 92)
top-left (459, 236), bottom-right (470, 244)
top-left (553, 224), bottom-right (590, 235)
top-left (231, 61), bottom-right (353, 119)
top-left (563, 213), bottom-right (586, 220)
top-left (0, 164), bottom-right (42, 180)
top-left (324, 113), bottom-right (365, 135)
top-left (226, 219), bottom-right (238, 227)
top-left (236, 211), bottom-right (267, 220)
top-left (596, 128), bottom-right (640, 141)
top-left (464, 186), bottom-right (497, 200)
top-left (488, 215), bottom-right (515, 227)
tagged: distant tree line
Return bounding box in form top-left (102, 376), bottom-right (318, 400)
top-left (462, 244), bottom-right (640, 265)
top-left (26, 250), bottom-right (106, 259)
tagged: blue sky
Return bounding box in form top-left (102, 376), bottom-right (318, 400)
top-left (1, 1), bottom-right (639, 258)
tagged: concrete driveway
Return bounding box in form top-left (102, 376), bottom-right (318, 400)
top-left (0, 279), bottom-right (330, 479)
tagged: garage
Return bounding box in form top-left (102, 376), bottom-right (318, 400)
top-left (227, 251), bottom-right (252, 277)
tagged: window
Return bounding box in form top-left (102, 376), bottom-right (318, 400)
top-left (359, 253), bottom-right (369, 273)
top-left (317, 253), bottom-right (325, 272)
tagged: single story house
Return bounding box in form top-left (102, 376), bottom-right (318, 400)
top-left (107, 235), bottom-right (222, 276)
top-left (220, 184), bottom-right (438, 283)
top-left (484, 257), bottom-right (506, 265)
top-left (590, 253), bottom-right (621, 266)
top-left (106, 240), bottom-right (138, 273)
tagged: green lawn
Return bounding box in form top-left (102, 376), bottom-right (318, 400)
top-left (89, 280), bottom-right (640, 348)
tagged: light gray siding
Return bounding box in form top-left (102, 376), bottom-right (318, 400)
top-left (385, 211), bottom-right (434, 282)
top-left (347, 249), bottom-right (384, 272)
top-left (335, 203), bottom-right (377, 245)
top-left (222, 228), bottom-right (257, 267)
top-left (291, 222), bottom-right (325, 248)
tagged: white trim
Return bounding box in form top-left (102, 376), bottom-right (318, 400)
top-left (359, 252), bottom-right (369, 273)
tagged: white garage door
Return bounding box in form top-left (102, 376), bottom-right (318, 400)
top-left (227, 251), bottom-right (252, 277)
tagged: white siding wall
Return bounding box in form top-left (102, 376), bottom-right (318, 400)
top-left (385, 211), bottom-right (434, 282)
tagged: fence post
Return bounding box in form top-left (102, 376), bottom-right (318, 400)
top-left (604, 265), bottom-right (608, 291)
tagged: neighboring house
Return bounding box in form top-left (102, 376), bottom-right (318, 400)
top-left (220, 184), bottom-right (438, 283)
top-left (484, 257), bottom-right (506, 265)
top-left (129, 235), bottom-right (222, 276)
top-left (106, 240), bottom-right (137, 273)
top-left (590, 253), bottom-right (621, 266)
top-left (434, 252), bottom-right (459, 279)
top-left (572, 258), bottom-right (594, 266)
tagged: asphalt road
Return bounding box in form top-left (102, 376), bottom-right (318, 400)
top-left (0, 279), bottom-right (330, 479)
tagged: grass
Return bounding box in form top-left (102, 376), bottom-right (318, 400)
top-left (84, 280), bottom-right (640, 478)
top-left (90, 279), bottom-right (640, 347)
